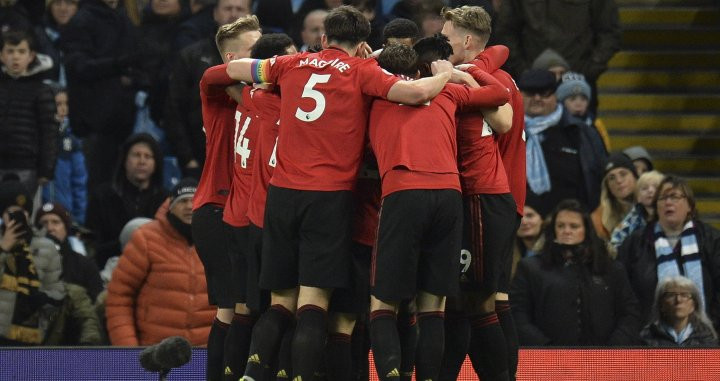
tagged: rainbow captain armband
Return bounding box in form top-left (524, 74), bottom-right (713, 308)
top-left (251, 59), bottom-right (271, 84)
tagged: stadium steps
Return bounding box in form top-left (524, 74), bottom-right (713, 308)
top-left (598, 0), bottom-right (720, 229)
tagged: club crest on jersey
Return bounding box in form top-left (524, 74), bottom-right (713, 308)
top-left (298, 57), bottom-right (350, 73)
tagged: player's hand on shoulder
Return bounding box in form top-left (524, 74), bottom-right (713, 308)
top-left (454, 64), bottom-right (475, 72)
top-left (357, 42), bottom-right (373, 59)
top-left (431, 60), bottom-right (454, 76)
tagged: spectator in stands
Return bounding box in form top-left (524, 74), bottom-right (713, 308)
top-left (641, 276), bottom-right (718, 347)
top-left (0, 178), bottom-right (102, 346)
top-left (175, 0), bottom-right (250, 50)
top-left (495, 0), bottom-right (621, 113)
top-left (254, 0), bottom-right (296, 36)
top-left (298, 9), bottom-right (327, 52)
top-left (623, 145), bottom-right (654, 177)
top-left (61, 0), bottom-right (138, 190)
top-left (105, 178), bottom-right (215, 346)
top-left (85, 133), bottom-right (166, 269)
top-left (531, 48), bottom-right (569, 81)
top-left (618, 176), bottom-right (720, 327)
top-left (42, 84), bottom-right (88, 225)
top-left (35, 202), bottom-right (103, 302)
top-left (0, 0), bottom-right (38, 35)
top-left (556, 71), bottom-right (611, 149)
top-left (135, 0), bottom-right (190, 127)
top-left (0, 30), bottom-right (59, 194)
top-left (519, 69), bottom-right (607, 217)
top-left (591, 153), bottom-right (639, 241)
top-left (610, 170), bottom-right (664, 250)
top-left (35, 0), bottom-right (79, 83)
top-left (510, 195), bottom-right (545, 282)
top-left (164, 0), bottom-right (248, 177)
top-left (347, 0), bottom-right (385, 49)
top-left (511, 199), bottom-right (641, 346)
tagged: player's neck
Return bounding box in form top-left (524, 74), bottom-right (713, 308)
top-left (463, 47), bottom-right (485, 64)
top-left (326, 44), bottom-right (356, 57)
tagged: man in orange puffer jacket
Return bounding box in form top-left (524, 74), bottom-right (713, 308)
top-left (106, 178), bottom-right (215, 346)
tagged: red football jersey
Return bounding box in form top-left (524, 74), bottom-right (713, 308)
top-left (222, 103), bottom-right (259, 227)
top-left (193, 63), bottom-right (236, 211)
top-left (369, 81), bottom-right (507, 198)
top-left (456, 54), bottom-right (512, 196)
top-left (495, 69), bottom-right (526, 216)
top-left (244, 88), bottom-right (281, 228)
top-left (259, 48), bottom-right (400, 191)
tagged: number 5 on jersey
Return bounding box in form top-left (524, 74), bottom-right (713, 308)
top-left (295, 73), bottom-right (331, 122)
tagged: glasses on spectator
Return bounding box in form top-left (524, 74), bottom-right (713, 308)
top-left (523, 89), bottom-right (555, 98)
top-left (658, 193), bottom-right (687, 203)
top-left (663, 292), bottom-right (693, 301)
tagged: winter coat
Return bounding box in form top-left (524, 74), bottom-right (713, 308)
top-left (42, 123), bottom-right (88, 224)
top-left (0, 237), bottom-right (101, 346)
top-left (527, 110), bottom-right (607, 217)
top-left (510, 255), bottom-right (641, 346)
top-left (0, 55), bottom-right (59, 178)
top-left (641, 319), bottom-right (718, 347)
top-left (85, 133), bottom-right (167, 268)
top-left (60, 0), bottom-right (137, 137)
top-left (617, 220), bottom-right (720, 327)
top-left (495, 0), bottom-right (621, 81)
top-left (55, 239), bottom-right (103, 302)
top-left (105, 201), bottom-right (214, 346)
top-left (164, 37), bottom-right (221, 167)
top-left (173, 6), bottom-right (216, 51)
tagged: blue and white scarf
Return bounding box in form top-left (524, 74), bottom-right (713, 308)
top-left (611, 203), bottom-right (646, 249)
top-left (525, 104), bottom-right (563, 195)
top-left (654, 220), bottom-right (706, 310)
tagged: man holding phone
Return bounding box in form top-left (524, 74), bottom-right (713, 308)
top-left (1, 177), bottom-right (34, 252)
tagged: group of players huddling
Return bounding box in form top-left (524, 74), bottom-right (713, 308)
top-left (192, 4), bottom-right (525, 381)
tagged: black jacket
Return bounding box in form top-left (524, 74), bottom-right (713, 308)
top-left (617, 220), bottom-right (720, 328)
top-left (60, 0), bottom-right (137, 137)
top-left (56, 239), bottom-right (103, 302)
top-left (511, 255), bottom-right (641, 346)
top-left (528, 110), bottom-right (607, 216)
top-left (0, 55), bottom-right (59, 178)
top-left (641, 318), bottom-right (718, 347)
top-left (85, 133), bottom-right (167, 268)
top-left (173, 6), bottom-right (217, 51)
top-left (163, 37), bottom-right (221, 168)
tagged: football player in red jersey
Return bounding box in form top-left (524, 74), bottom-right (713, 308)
top-left (368, 39), bottom-right (509, 381)
top-left (439, 6), bottom-right (522, 381)
top-left (227, 6), bottom-right (454, 381)
top-left (192, 16), bottom-right (261, 381)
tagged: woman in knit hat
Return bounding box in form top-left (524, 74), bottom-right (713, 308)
top-left (591, 152), bottom-right (639, 241)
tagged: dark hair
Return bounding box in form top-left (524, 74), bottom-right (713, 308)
top-left (651, 175), bottom-right (697, 222)
top-left (251, 33), bottom-right (294, 59)
top-left (382, 18), bottom-right (420, 44)
top-left (344, 0), bottom-right (376, 12)
top-left (115, 133), bottom-right (164, 192)
top-left (540, 199), bottom-right (610, 275)
top-left (1, 29), bottom-right (36, 51)
top-left (376, 43), bottom-right (417, 77)
top-left (324, 5), bottom-right (370, 47)
top-left (413, 34), bottom-right (452, 78)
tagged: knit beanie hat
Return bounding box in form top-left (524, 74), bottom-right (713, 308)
top-left (604, 152), bottom-right (638, 179)
top-left (531, 48), bottom-right (570, 71)
top-left (119, 217), bottom-right (153, 251)
top-left (556, 72), bottom-right (592, 102)
top-left (169, 177), bottom-right (197, 209)
top-left (35, 202), bottom-right (72, 231)
top-left (0, 177), bottom-right (32, 215)
top-left (623, 145), bottom-right (654, 171)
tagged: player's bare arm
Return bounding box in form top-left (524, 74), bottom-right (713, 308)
top-left (482, 103), bottom-right (513, 134)
top-left (226, 58), bottom-right (259, 83)
top-left (386, 60), bottom-right (453, 105)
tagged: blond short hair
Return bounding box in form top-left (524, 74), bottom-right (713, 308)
top-left (635, 170), bottom-right (664, 197)
top-left (441, 6), bottom-right (492, 44)
top-left (215, 15), bottom-right (261, 53)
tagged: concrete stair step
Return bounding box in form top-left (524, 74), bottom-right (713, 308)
top-left (608, 51), bottom-right (720, 69)
top-left (697, 199), bottom-right (720, 214)
top-left (620, 7), bottom-right (720, 26)
top-left (599, 114), bottom-right (720, 133)
top-left (610, 135), bottom-right (720, 153)
top-left (649, 158), bottom-right (720, 176)
top-left (598, 70), bottom-right (720, 91)
top-left (598, 94), bottom-right (720, 112)
top-left (686, 177), bottom-right (720, 194)
top-left (622, 28), bottom-right (720, 49)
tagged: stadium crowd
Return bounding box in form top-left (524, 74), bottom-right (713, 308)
top-left (1, 0), bottom-right (719, 381)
